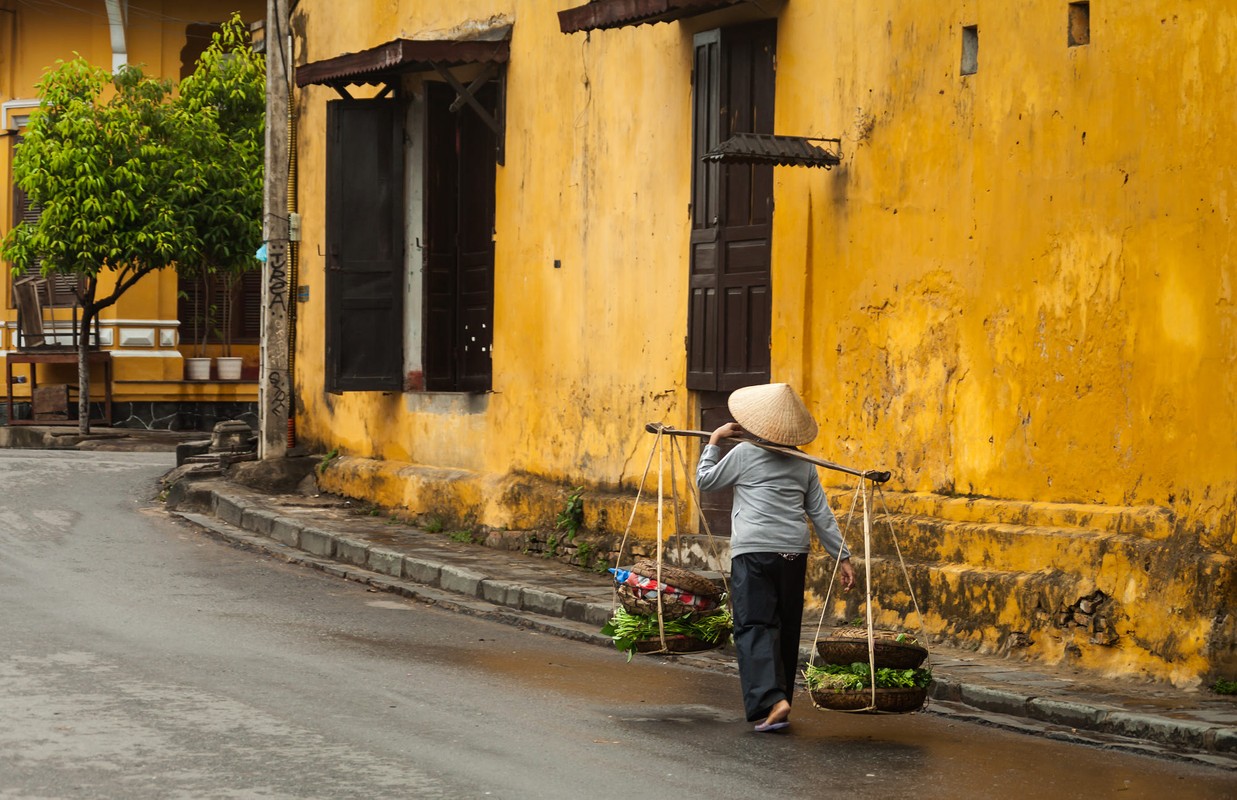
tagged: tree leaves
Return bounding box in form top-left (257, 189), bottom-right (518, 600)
top-left (0, 16), bottom-right (267, 429)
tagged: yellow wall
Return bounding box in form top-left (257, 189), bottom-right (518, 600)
top-left (773, 1), bottom-right (1236, 552)
top-left (291, 1), bottom-right (1234, 682)
top-left (1, 0), bottom-right (264, 393)
top-left (292, 1), bottom-right (693, 483)
top-left (294, 1), bottom-right (1234, 543)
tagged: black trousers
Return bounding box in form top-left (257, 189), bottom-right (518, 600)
top-left (730, 551), bottom-right (808, 722)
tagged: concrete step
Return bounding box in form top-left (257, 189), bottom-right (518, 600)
top-left (853, 511), bottom-right (1163, 581)
top-left (859, 490), bottom-right (1175, 540)
top-left (667, 510), bottom-right (1230, 682)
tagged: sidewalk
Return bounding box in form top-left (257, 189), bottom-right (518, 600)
top-left (160, 471), bottom-right (1237, 771)
top-left (0, 424), bottom-right (204, 452)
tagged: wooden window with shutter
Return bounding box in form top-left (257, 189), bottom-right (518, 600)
top-left (177, 270), bottom-right (262, 345)
top-left (10, 179), bottom-right (82, 308)
top-left (323, 99), bottom-right (405, 392)
top-left (423, 81), bottom-right (496, 393)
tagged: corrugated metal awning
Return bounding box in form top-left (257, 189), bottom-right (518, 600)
top-left (558, 0), bottom-right (748, 34)
top-left (296, 33), bottom-right (511, 88)
top-left (702, 133), bottom-right (842, 169)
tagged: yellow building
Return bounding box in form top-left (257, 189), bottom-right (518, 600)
top-left (284, 1), bottom-right (1234, 686)
top-left (0, 0), bottom-right (263, 428)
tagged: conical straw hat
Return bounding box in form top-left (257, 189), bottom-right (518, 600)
top-left (727, 383), bottom-right (818, 446)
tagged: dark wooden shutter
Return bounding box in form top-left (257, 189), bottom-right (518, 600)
top-left (325, 99), bottom-right (405, 392)
top-left (455, 84), bottom-right (497, 392)
top-left (687, 30), bottom-right (722, 389)
top-left (717, 22), bottom-right (774, 391)
top-left (686, 22), bottom-right (775, 392)
top-left (177, 273), bottom-right (215, 346)
top-left (424, 82), bottom-right (496, 392)
top-left (178, 270), bottom-right (262, 344)
top-left (424, 83), bottom-right (458, 390)
top-left (237, 268), bottom-right (262, 340)
top-left (11, 180), bottom-right (80, 307)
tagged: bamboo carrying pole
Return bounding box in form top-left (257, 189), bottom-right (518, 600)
top-left (644, 423), bottom-right (892, 484)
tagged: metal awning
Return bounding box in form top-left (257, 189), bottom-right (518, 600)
top-left (558, 0), bottom-right (749, 34)
top-left (296, 33), bottom-right (510, 89)
top-left (702, 133), bottom-right (842, 169)
top-left (296, 28), bottom-right (512, 164)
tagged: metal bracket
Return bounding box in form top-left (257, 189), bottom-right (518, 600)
top-left (431, 61), bottom-right (506, 165)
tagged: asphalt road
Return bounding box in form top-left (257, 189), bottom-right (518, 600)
top-left (0, 450), bottom-right (1233, 799)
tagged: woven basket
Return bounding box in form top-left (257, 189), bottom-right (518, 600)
top-left (809, 686), bottom-right (928, 714)
top-left (633, 634), bottom-right (721, 655)
top-left (617, 584), bottom-right (703, 619)
top-left (625, 560), bottom-right (722, 600)
top-left (816, 632), bottom-right (928, 670)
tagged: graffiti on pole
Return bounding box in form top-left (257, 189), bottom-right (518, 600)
top-left (267, 241), bottom-right (288, 312)
top-left (267, 368), bottom-right (288, 419)
top-left (260, 239), bottom-right (291, 459)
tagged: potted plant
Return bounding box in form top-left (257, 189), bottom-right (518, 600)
top-left (180, 274), bottom-right (216, 380)
top-left (214, 259), bottom-right (254, 381)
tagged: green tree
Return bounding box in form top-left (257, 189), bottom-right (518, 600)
top-left (1, 59), bottom-right (186, 433)
top-left (175, 13), bottom-right (266, 358)
top-left (1, 16), bottom-right (265, 432)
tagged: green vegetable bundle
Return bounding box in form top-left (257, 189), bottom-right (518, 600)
top-left (600, 605), bottom-right (733, 661)
top-left (803, 661), bottom-right (933, 691)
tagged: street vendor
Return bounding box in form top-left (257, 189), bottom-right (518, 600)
top-left (696, 382), bottom-right (856, 733)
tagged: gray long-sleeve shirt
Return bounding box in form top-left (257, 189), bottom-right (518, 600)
top-left (697, 442), bottom-right (850, 561)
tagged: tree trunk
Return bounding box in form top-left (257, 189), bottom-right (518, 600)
top-left (197, 272), bottom-right (211, 357)
top-left (77, 306), bottom-right (93, 435)
top-left (221, 272), bottom-right (235, 358)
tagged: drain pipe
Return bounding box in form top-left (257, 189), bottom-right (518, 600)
top-left (1, 6), bottom-right (16, 103)
top-left (104, 0), bottom-right (128, 73)
top-left (285, 31), bottom-right (298, 450)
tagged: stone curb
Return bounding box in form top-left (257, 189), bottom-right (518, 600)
top-left (176, 510), bottom-right (615, 649)
top-left (176, 485), bottom-right (1236, 768)
top-left (189, 487), bottom-right (616, 633)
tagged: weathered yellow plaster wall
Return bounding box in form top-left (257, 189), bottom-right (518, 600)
top-left (293, 1), bottom-right (1234, 682)
top-left (295, 1), bottom-right (1234, 542)
top-left (772, 1), bottom-right (1236, 550)
top-left (292, 1), bottom-right (694, 488)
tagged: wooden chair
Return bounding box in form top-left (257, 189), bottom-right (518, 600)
top-left (11, 275), bottom-right (46, 350)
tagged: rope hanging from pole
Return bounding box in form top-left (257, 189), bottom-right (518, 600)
top-left (608, 426), bottom-right (732, 656)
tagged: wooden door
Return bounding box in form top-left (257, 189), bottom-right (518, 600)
top-left (687, 21), bottom-right (776, 393)
top-left (688, 22), bottom-right (777, 537)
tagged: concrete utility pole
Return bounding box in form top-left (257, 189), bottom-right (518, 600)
top-left (259, 0), bottom-right (290, 460)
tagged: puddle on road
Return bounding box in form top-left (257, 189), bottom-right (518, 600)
top-left (365, 600), bottom-right (415, 610)
top-left (609, 704), bottom-right (732, 725)
top-left (318, 620), bottom-right (730, 709)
